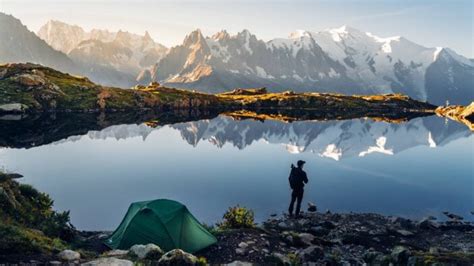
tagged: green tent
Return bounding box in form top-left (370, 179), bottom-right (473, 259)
top-left (105, 199), bottom-right (217, 253)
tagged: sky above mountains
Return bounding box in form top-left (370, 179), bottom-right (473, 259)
top-left (0, 0), bottom-right (472, 57)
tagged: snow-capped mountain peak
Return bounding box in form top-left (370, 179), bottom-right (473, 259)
top-left (141, 25), bottom-right (472, 105)
top-left (32, 16), bottom-right (473, 105)
top-left (289, 30), bottom-right (312, 39)
top-left (211, 30), bottom-right (231, 41)
top-left (37, 20), bottom-right (168, 76)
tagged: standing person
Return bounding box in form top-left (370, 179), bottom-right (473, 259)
top-left (288, 160), bottom-right (308, 218)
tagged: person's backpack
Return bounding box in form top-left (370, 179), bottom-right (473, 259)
top-left (288, 164), bottom-right (298, 189)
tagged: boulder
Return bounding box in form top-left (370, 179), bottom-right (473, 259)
top-left (390, 216), bottom-right (413, 229)
top-left (407, 256), bottom-right (423, 266)
top-left (418, 218), bottom-right (440, 230)
top-left (282, 90), bottom-right (295, 96)
top-left (103, 249), bottom-right (128, 257)
top-left (235, 248), bottom-right (246, 255)
top-left (391, 246), bottom-right (411, 264)
top-left (319, 220), bottom-right (336, 229)
top-left (58, 249), bottom-right (80, 261)
top-left (396, 229), bottom-right (414, 237)
top-left (238, 242), bottom-right (249, 249)
top-left (442, 211), bottom-right (464, 221)
top-left (221, 87), bottom-right (267, 96)
top-left (0, 68), bottom-right (7, 79)
top-left (298, 233), bottom-right (315, 246)
top-left (309, 226), bottom-right (329, 236)
top-left (0, 114), bottom-right (24, 121)
top-left (129, 243), bottom-right (163, 259)
top-left (277, 221), bottom-right (288, 229)
top-left (149, 81), bottom-right (161, 87)
top-left (13, 74), bottom-right (46, 86)
top-left (158, 249), bottom-right (198, 265)
top-left (0, 103), bottom-right (29, 113)
top-left (363, 250), bottom-right (384, 263)
top-left (269, 252), bottom-right (291, 265)
top-left (0, 172), bottom-right (23, 182)
top-left (81, 257), bottom-right (133, 266)
top-left (297, 245), bottom-right (324, 262)
top-left (226, 261), bottom-right (253, 266)
top-left (307, 202), bottom-right (317, 212)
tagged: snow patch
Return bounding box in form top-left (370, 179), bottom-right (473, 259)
top-left (286, 144), bottom-right (305, 154)
top-left (320, 144), bottom-right (342, 161)
top-left (255, 66), bottom-right (268, 78)
top-left (428, 132), bottom-right (437, 148)
top-left (328, 68), bottom-right (340, 78)
top-left (433, 47), bottom-right (443, 61)
top-left (359, 137), bottom-right (393, 157)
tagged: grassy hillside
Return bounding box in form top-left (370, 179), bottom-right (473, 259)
top-left (0, 63), bottom-right (436, 114)
top-left (0, 172), bottom-right (74, 261)
top-left (0, 63), bottom-right (225, 112)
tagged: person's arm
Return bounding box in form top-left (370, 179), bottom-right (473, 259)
top-left (303, 171), bottom-right (308, 184)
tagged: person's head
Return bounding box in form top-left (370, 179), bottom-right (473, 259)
top-left (297, 160), bottom-right (306, 168)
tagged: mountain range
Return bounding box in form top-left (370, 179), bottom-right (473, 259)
top-left (144, 27), bottom-right (473, 105)
top-left (37, 20), bottom-right (168, 76)
top-left (0, 13), bottom-right (139, 87)
top-left (1, 12), bottom-right (472, 105)
top-left (53, 115), bottom-right (470, 161)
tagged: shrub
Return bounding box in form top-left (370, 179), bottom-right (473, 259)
top-left (287, 252), bottom-right (301, 265)
top-left (196, 257), bottom-right (208, 266)
top-left (1, 179), bottom-right (75, 242)
top-left (218, 205), bottom-right (255, 229)
top-left (0, 223), bottom-right (65, 256)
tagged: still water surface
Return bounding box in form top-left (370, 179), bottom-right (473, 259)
top-left (1, 115), bottom-right (472, 230)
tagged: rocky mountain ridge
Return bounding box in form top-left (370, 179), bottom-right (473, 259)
top-left (0, 13), bottom-right (137, 87)
top-left (2, 12), bottom-right (472, 105)
top-left (37, 20), bottom-right (168, 76)
top-left (141, 27), bottom-right (473, 105)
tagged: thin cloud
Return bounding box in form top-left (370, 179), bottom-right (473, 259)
top-left (347, 4), bottom-right (436, 23)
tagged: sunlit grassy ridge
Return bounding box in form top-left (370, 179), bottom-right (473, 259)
top-left (0, 63), bottom-right (436, 114)
top-left (0, 63), bottom-right (224, 111)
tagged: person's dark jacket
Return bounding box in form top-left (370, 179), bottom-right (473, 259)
top-left (289, 167), bottom-right (308, 190)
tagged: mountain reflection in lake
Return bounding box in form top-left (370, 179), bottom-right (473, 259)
top-left (0, 114), bottom-right (472, 230)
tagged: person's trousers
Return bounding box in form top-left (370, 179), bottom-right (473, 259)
top-left (288, 188), bottom-right (304, 216)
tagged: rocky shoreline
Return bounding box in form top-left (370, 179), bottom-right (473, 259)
top-left (436, 103), bottom-right (474, 130)
top-left (5, 211), bottom-right (474, 265)
top-left (1, 172), bottom-right (473, 266)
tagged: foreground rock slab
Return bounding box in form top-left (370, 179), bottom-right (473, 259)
top-left (158, 249), bottom-right (199, 265)
top-left (57, 249), bottom-right (80, 261)
top-left (129, 243), bottom-right (164, 259)
top-left (81, 257), bottom-right (133, 266)
top-left (198, 212), bottom-right (474, 265)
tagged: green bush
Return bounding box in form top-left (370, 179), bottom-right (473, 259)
top-left (218, 205), bottom-right (255, 229)
top-left (0, 223), bottom-right (65, 256)
top-left (197, 256), bottom-right (208, 266)
top-left (1, 179), bottom-right (75, 241)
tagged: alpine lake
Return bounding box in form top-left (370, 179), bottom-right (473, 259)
top-left (0, 110), bottom-right (472, 231)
